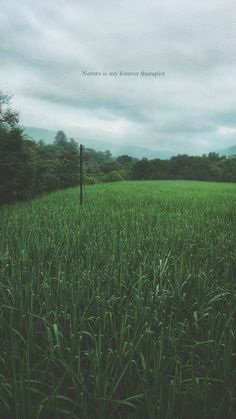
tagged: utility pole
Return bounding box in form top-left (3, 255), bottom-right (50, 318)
top-left (80, 144), bottom-right (83, 206)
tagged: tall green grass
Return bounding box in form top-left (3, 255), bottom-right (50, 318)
top-left (0, 180), bottom-right (236, 418)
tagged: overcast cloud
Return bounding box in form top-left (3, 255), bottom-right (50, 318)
top-left (1, 0), bottom-right (236, 154)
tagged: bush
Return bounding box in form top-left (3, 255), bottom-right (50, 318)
top-left (84, 175), bottom-right (99, 185)
top-left (104, 170), bottom-right (124, 182)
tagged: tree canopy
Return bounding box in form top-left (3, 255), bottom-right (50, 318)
top-left (0, 90), bottom-right (19, 127)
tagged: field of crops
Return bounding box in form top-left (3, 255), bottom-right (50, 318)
top-left (0, 180), bottom-right (236, 418)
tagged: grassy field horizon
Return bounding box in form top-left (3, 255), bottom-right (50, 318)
top-left (1, 180), bottom-right (236, 418)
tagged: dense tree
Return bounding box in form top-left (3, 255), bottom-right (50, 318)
top-left (116, 155), bottom-right (133, 166)
top-left (54, 130), bottom-right (68, 148)
top-left (0, 92), bottom-right (36, 202)
top-left (34, 142), bottom-right (59, 192)
top-left (208, 152), bottom-right (221, 162)
top-left (99, 160), bottom-right (119, 173)
top-left (0, 127), bottom-right (37, 202)
top-left (0, 90), bottom-right (19, 127)
top-left (149, 159), bottom-right (171, 180)
top-left (53, 132), bottom-right (80, 187)
top-left (131, 158), bottom-right (150, 180)
top-left (131, 154), bottom-right (236, 183)
top-left (220, 157), bottom-right (236, 182)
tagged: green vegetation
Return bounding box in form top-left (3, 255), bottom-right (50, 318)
top-left (131, 154), bottom-right (236, 182)
top-left (1, 180), bottom-right (236, 418)
top-left (1, 91), bottom-right (236, 205)
top-left (1, 122), bottom-right (236, 205)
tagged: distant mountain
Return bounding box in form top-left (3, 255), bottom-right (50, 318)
top-left (218, 145), bottom-right (236, 156)
top-left (88, 142), bottom-right (174, 159)
top-left (21, 126), bottom-right (236, 159)
top-left (21, 126), bottom-right (57, 143)
top-left (21, 125), bottom-right (175, 159)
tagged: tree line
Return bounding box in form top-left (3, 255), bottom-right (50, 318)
top-left (0, 91), bottom-right (235, 204)
top-left (131, 154), bottom-right (236, 182)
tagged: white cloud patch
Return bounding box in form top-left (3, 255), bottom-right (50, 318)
top-left (218, 126), bottom-right (236, 135)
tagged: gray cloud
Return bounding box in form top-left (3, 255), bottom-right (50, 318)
top-left (1, 0), bottom-right (236, 155)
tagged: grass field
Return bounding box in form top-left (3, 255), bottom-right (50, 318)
top-left (0, 180), bottom-right (236, 419)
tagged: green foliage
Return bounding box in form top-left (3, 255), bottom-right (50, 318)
top-left (0, 128), bottom-right (81, 203)
top-left (84, 174), bottom-right (103, 184)
top-left (116, 154), bottom-right (133, 166)
top-left (0, 122), bottom-right (130, 203)
top-left (99, 159), bottom-right (119, 173)
top-left (0, 126), bottom-right (37, 202)
top-left (131, 158), bottom-right (150, 179)
top-left (0, 90), bottom-right (19, 127)
top-left (0, 181), bottom-right (236, 418)
top-left (131, 154), bottom-right (236, 182)
top-left (220, 158), bottom-right (236, 182)
top-left (53, 130), bottom-right (67, 148)
top-left (104, 170), bottom-right (124, 182)
top-left (116, 155), bottom-right (134, 180)
top-left (1, 92), bottom-right (235, 204)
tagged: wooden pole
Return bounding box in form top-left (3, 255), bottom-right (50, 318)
top-left (80, 144), bottom-right (83, 206)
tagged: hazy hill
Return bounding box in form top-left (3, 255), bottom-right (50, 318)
top-left (21, 125), bottom-right (174, 159)
top-left (21, 126), bottom-right (57, 143)
top-left (218, 145), bottom-right (236, 156)
top-left (21, 125), bottom-right (236, 159)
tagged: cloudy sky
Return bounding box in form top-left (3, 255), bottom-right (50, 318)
top-left (1, 0), bottom-right (236, 155)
